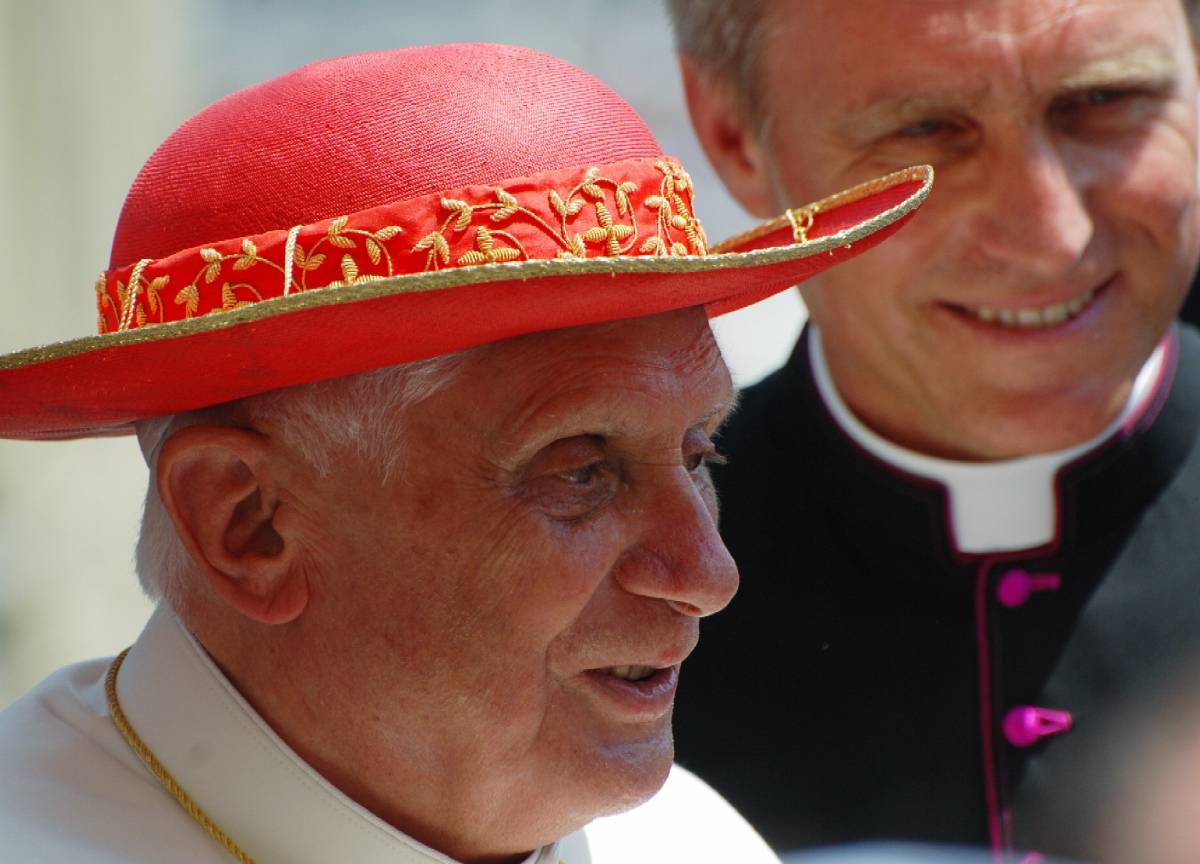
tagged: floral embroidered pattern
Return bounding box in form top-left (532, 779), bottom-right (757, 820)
top-left (96, 157), bottom-right (708, 335)
top-left (413, 160), bottom-right (705, 271)
top-left (642, 160), bottom-right (708, 257)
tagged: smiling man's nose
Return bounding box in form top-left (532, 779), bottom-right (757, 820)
top-left (971, 134), bottom-right (1095, 280)
top-left (614, 470), bottom-right (740, 617)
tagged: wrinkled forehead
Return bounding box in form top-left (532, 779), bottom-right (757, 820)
top-left (458, 308), bottom-right (733, 454)
top-left (762, 0), bottom-right (1188, 65)
top-left (758, 0), bottom-right (1193, 115)
top-left (479, 307), bottom-right (724, 374)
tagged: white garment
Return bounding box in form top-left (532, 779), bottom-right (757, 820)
top-left (0, 605), bottom-right (779, 864)
top-left (808, 327), bottom-right (1167, 553)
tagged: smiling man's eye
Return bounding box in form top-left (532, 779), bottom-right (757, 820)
top-left (1051, 84), bottom-right (1163, 135)
top-left (1083, 88), bottom-right (1127, 106)
top-left (897, 117), bottom-right (953, 138)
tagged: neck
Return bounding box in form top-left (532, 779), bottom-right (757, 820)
top-left (180, 601), bottom-right (539, 864)
top-left (816, 331), bottom-right (1144, 461)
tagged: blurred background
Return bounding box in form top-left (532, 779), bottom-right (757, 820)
top-left (0, 0), bottom-right (807, 706)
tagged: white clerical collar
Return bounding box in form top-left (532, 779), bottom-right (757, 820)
top-left (117, 606), bottom-right (559, 864)
top-left (808, 327), bottom-right (1167, 554)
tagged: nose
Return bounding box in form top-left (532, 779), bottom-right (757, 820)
top-left (613, 467), bottom-right (740, 617)
top-left (970, 131), bottom-right (1094, 280)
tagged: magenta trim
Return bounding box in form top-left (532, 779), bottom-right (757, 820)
top-left (1120, 330), bottom-right (1177, 436)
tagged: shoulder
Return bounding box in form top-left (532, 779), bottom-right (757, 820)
top-left (565, 764), bottom-right (780, 863)
top-left (0, 658), bottom-right (218, 862)
top-left (0, 656), bottom-right (130, 786)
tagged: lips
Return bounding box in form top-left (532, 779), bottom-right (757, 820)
top-left (576, 664), bottom-right (681, 722)
top-left (606, 665), bottom-right (658, 682)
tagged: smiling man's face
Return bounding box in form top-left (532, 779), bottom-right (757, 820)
top-left (752, 0), bottom-right (1200, 458)
top-left (291, 307), bottom-right (737, 860)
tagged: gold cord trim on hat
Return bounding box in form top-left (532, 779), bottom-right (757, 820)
top-left (106, 649), bottom-right (256, 863)
top-left (710, 165), bottom-right (931, 255)
top-left (786, 205), bottom-right (818, 243)
top-left (1, 165), bottom-right (932, 376)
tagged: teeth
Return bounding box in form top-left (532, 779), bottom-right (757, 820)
top-left (608, 665), bottom-right (656, 682)
top-left (967, 288), bottom-right (1097, 330)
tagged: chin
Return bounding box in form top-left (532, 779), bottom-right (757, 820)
top-left (583, 731), bottom-right (676, 819)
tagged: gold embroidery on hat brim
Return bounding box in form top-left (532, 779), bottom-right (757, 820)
top-left (0, 165), bottom-right (931, 374)
top-left (100, 159), bottom-right (709, 336)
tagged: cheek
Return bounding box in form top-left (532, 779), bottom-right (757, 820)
top-left (1112, 144), bottom-right (1200, 237)
top-left (524, 515), bottom-right (629, 610)
top-left (800, 250), bottom-right (925, 345)
top-left (455, 505), bottom-right (630, 655)
top-left (1096, 145), bottom-right (1200, 318)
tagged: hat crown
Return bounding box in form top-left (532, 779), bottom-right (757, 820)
top-left (110, 43), bottom-right (662, 268)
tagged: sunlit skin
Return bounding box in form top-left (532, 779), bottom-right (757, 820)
top-left (165, 308), bottom-right (738, 864)
top-left (685, 0), bottom-right (1200, 459)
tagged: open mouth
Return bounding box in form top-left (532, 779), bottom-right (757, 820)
top-left (583, 665), bottom-right (680, 717)
top-left (944, 282), bottom-right (1107, 331)
top-left (605, 665), bottom-right (659, 683)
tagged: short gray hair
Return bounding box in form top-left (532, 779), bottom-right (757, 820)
top-left (665, 0), bottom-right (774, 130)
top-left (134, 352), bottom-right (470, 604)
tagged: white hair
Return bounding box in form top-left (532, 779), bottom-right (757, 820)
top-left (134, 352), bottom-right (472, 604)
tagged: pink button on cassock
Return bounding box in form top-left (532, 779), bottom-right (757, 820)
top-left (1003, 705), bottom-right (1073, 748)
top-left (997, 569), bottom-right (1061, 608)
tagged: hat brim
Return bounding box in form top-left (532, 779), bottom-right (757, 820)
top-left (0, 166), bottom-right (931, 440)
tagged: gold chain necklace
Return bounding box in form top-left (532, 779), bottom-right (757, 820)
top-left (106, 648), bottom-right (256, 864)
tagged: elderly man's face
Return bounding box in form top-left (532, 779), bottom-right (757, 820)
top-left (755, 0), bottom-right (1200, 458)
top-left (296, 308), bottom-right (737, 854)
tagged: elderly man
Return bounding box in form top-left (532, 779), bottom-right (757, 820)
top-left (665, 0), bottom-right (1200, 860)
top-left (0, 44), bottom-right (928, 863)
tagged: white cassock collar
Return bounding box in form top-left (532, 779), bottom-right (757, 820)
top-left (808, 326), bottom-right (1167, 554)
top-left (116, 605), bottom-right (557, 864)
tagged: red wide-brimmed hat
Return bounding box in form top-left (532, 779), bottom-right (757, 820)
top-left (0, 44), bottom-right (930, 441)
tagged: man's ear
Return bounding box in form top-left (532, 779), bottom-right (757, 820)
top-left (156, 425), bottom-right (309, 625)
top-left (679, 56), bottom-right (777, 218)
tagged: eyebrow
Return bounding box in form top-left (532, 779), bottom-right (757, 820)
top-left (702, 391), bottom-right (740, 429)
top-left (1056, 46), bottom-right (1179, 93)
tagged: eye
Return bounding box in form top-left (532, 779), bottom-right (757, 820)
top-left (1082, 88), bottom-right (1128, 106)
top-left (683, 425), bottom-right (728, 475)
top-left (557, 461), bottom-right (606, 486)
top-left (519, 436), bottom-right (619, 523)
top-left (684, 448), bottom-right (727, 473)
top-left (878, 115), bottom-right (978, 164)
top-left (1056, 87), bottom-right (1139, 114)
top-left (897, 117), bottom-right (955, 138)
top-left (1051, 85), bottom-right (1164, 136)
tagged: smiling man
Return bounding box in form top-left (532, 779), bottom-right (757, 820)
top-left (0, 44), bottom-right (929, 864)
top-left (665, 0), bottom-right (1200, 860)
